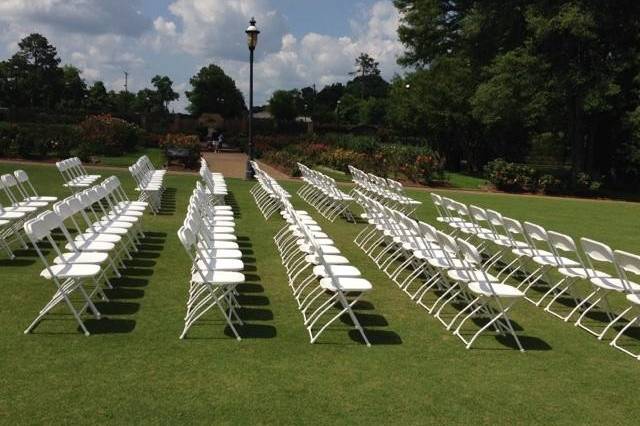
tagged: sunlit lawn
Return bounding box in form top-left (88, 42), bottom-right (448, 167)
top-left (1, 161), bottom-right (639, 424)
top-left (97, 147), bottom-right (164, 168)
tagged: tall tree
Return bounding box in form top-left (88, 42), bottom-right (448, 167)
top-left (268, 90), bottom-right (299, 123)
top-left (60, 65), bottom-right (87, 109)
top-left (151, 75), bottom-right (179, 111)
top-left (350, 53), bottom-right (381, 78)
top-left (186, 64), bottom-right (246, 117)
top-left (10, 33), bottom-right (64, 108)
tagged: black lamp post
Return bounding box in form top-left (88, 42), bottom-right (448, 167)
top-left (245, 17), bottom-right (260, 180)
top-left (404, 83), bottom-right (411, 144)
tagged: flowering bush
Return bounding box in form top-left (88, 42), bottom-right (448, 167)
top-left (160, 133), bottom-right (201, 150)
top-left (79, 114), bottom-right (144, 156)
top-left (254, 133), bottom-right (446, 184)
top-left (484, 159), bottom-right (536, 192)
top-left (160, 133), bottom-right (201, 168)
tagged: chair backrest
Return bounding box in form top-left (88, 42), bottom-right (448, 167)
top-left (547, 231), bottom-right (587, 268)
top-left (614, 250), bottom-right (640, 292)
top-left (23, 216), bottom-right (50, 242)
top-left (456, 237), bottom-right (482, 266)
top-left (580, 237), bottom-right (615, 263)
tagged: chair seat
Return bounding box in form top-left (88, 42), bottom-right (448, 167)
top-left (313, 265), bottom-right (361, 278)
top-left (112, 209), bottom-right (143, 217)
top-left (590, 276), bottom-right (640, 292)
top-left (4, 206), bottom-right (36, 213)
top-left (85, 225), bottom-right (129, 235)
top-left (54, 251), bottom-right (109, 264)
top-left (198, 241), bottom-right (239, 250)
top-left (26, 196), bottom-right (57, 202)
top-left (66, 241), bottom-right (115, 252)
top-left (209, 233), bottom-right (237, 241)
top-left (532, 255), bottom-right (580, 268)
top-left (320, 277), bottom-right (372, 292)
top-left (196, 258), bottom-right (244, 271)
top-left (512, 248), bottom-right (553, 258)
top-left (75, 233), bottom-right (121, 243)
top-left (305, 254), bottom-right (349, 265)
top-left (94, 219), bottom-right (134, 229)
top-left (448, 268), bottom-right (498, 283)
top-left (626, 293), bottom-right (640, 305)
top-left (198, 249), bottom-right (243, 259)
top-left (0, 211), bottom-right (25, 220)
top-left (557, 267), bottom-right (603, 279)
top-left (210, 226), bottom-right (235, 234)
top-left (468, 281), bottom-right (524, 298)
top-left (117, 202), bottom-right (145, 211)
top-left (41, 263), bottom-right (101, 279)
top-left (300, 244), bottom-right (341, 255)
top-left (428, 257), bottom-right (467, 269)
top-left (192, 270), bottom-right (245, 284)
top-left (102, 214), bottom-right (138, 223)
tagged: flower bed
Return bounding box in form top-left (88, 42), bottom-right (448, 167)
top-left (256, 134), bottom-right (446, 184)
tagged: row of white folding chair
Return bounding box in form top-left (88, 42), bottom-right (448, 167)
top-left (348, 165), bottom-right (421, 214)
top-left (22, 177), bottom-right (147, 335)
top-left (129, 156), bottom-right (165, 214)
top-left (355, 191), bottom-right (526, 350)
top-left (250, 162), bottom-right (291, 219)
top-left (0, 170), bottom-right (57, 259)
top-left (177, 180), bottom-right (244, 340)
top-left (434, 193), bottom-right (640, 359)
top-left (199, 159), bottom-right (228, 205)
top-left (269, 192), bottom-right (373, 345)
top-left (56, 157), bottom-right (101, 192)
top-left (297, 163), bottom-right (354, 222)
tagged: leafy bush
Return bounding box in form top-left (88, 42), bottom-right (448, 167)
top-left (0, 122), bottom-right (81, 159)
top-left (484, 159), bottom-right (536, 192)
top-left (78, 114), bottom-right (145, 156)
top-left (574, 172), bottom-right (602, 195)
top-left (537, 174), bottom-right (565, 194)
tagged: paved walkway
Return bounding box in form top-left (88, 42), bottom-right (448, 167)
top-left (202, 152), bottom-right (293, 180)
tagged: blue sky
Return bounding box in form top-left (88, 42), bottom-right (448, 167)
top-left (0, 0), bottom-right (404, 111)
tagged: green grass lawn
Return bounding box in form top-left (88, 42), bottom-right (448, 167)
top-left (445, 172), bottom-right (488, 189)
top-left (1, 161), bottom-right (640, 424)
top-left (97, 147), bottom-right (164, 168)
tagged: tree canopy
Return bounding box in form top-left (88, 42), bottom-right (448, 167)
top-left (391, 0), bottom-right (640, 184)
top-left (186, 64), bottom-right (246, 118)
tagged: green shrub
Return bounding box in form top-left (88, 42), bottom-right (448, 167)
top-left (537, 174), bottom-right (565, 194)
top-left (484, 159), bottom-right (536, 192)
top-left (0, 122), bottom-right (81, 159)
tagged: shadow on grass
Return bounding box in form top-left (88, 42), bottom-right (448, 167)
top-left (186, 235), bottom-right (277, 340)
top-left (157, 187), bottom-right (177, 215)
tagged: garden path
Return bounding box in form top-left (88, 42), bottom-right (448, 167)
top-left (203, 151), bottom-right (293, 180)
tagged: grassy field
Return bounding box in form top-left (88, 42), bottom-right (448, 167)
top-left (445, 172), bottom-right (488, 189)
top-left (1, 161), bottom-right (640, 424)
top-left (97, 147), bottom-right (164, 168)
top-left (98, 148), bottom-right (165, 167)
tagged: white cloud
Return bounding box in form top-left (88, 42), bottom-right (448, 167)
top-left (233, 1), bottom-right (404, 104)
top-left (0, 0), bottom-right (151, 37)
top-left (163, 0), bottom-right (287, 60)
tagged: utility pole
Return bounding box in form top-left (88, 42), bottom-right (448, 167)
top-left (124, 71), bottom-right (129, 93)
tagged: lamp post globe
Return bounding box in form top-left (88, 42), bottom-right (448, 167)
top-left (245, 17), bottom-right (260, 180)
